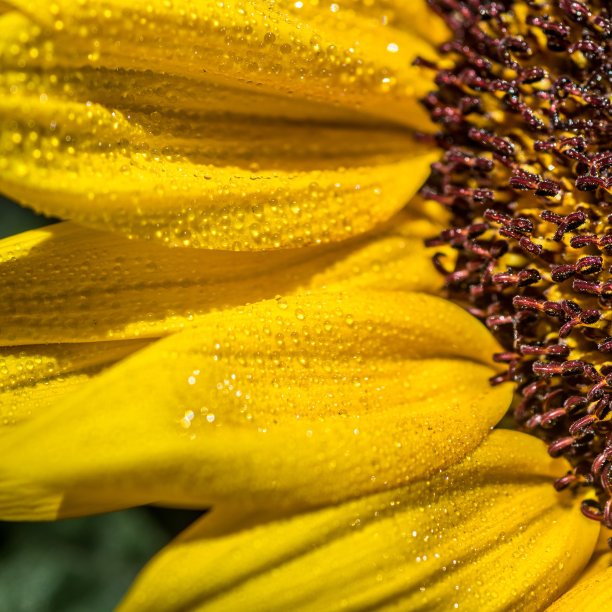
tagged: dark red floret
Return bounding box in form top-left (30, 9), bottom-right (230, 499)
top-left (421, 0), bottom-right (612, 538)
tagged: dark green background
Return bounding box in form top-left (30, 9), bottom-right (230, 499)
top-left (0, 196), bottom-right (56, 239)
top-left (0, 197), bottom-right (203, 611)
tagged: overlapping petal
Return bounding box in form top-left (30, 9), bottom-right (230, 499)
top-left (116, 430), bottom-right (599, 612)
top-left (4, 0), bottom-right (442, 120)
top-left (0, 199), bottom-right (449, 344)
top-left (0, 290), bottom-right (511, 520)
top-left (544, 524), bottom-right (612, 610)
top-left (573, 527), bottom-right (612, 585)
top-left (547, 568), bottom-right (612, 611)
top-left (0, 0), bottom-right (443, 248)
top-left (0, 339), bottom-right (152, 426)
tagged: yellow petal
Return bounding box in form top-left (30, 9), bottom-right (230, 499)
top-left (5, 0), bottom-right (440, 124)
top-left (1, 201), bottom-right (449, 344)
top-left (0, 339), bottom-right (152, 427)
top-left (546, 567), bottom-right (612, 612)
top-left (294, 0), bottom-right (450, 47)
top-left (568, 526), bottom-right (612, 586)
top-left (117, 430), bottom-right (599, 612)
top-left (0, 290), bottom-right (510, 519)
top-left (0, 1), bottom-right (442, 248)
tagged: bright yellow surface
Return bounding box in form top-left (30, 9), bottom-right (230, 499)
top-left (0, 290), bottom-right (510, 519)
top-left (0, 339), bottom-right (152, 426)
top-left (546, 567), bottom-right (612, 611)
top-left (0, 0), bottom-right (443, 249)
top-left (117, 431), bottom-right (599, 612)
top-left (572, 528), bottom-right (612, 586)
top-left (0, 200), bottom-right (449, 344)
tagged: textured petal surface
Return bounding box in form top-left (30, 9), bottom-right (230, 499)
top-left (117, 430), bottom-right (599, 612)
top-left (0, 339), bottom-right (152, 427)
top-left (546, 567), bottom-right (612, 612)
top-left (0, 200), bottom-right (448, 344)
top-left (0, 1), bottom-right (442, 248)
top-left (569, 527), bottom-right (612, 586)
top-left (0, 291), bottom-right (510, 519)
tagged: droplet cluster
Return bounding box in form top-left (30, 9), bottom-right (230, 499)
top-left (0, 0), bottom-right (439, 249)
top-left (0, 339), bottom-right (149, 426)
top-left (119, 431), bottom-right (594, 611)
top-left (0, 207), bottom-right (443, 344)
top-left (421, 0), bottom-right (612, 533)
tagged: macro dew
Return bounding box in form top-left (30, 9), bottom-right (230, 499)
top-left (1, 1), bottom-right (612, 611)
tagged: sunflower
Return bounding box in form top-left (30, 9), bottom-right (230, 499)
top-left (1, 0), bottom-right (611, 610)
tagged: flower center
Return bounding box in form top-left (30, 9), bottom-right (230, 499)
top-left (419, 0), bottom-right (612, 537)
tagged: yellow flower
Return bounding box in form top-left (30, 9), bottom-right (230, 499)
top-left (1, 0), bottom-right (611, 610)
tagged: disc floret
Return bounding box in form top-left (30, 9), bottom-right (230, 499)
top-left (420, 0), bottom-right (612, 535)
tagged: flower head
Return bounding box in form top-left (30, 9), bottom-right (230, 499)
top-left (1, 0), bottom-right (612, 610)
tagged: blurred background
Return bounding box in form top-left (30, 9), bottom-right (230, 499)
top-left (0, 196), bottom-right (203, 611)
top-left (0, 195), bottom-right (55, 239)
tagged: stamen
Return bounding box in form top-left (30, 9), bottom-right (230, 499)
top-left (421, 0), bottom-right (612, 541)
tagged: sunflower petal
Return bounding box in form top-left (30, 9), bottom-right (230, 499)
top-left (0, 1), bottom-right (441, 248)
top-left (4, 0), bottom-right (440, 122)
top-left (1, 202), bottom-right (448, 344)
top-left (291, 0), bottom-right (450, 46)
top-left (0, 339), bottom-right (152, 427)
top-left (116, 430), bottom-right (599, 612)
top-left (567, 526), bottom-right (612, 586)
top-left (0, 290), bottom-right (510, 519)
top-left (546, 567), bottom-right (612, 612)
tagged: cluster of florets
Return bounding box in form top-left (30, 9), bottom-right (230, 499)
top-left (419, 0), bottom-right (612, 533)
